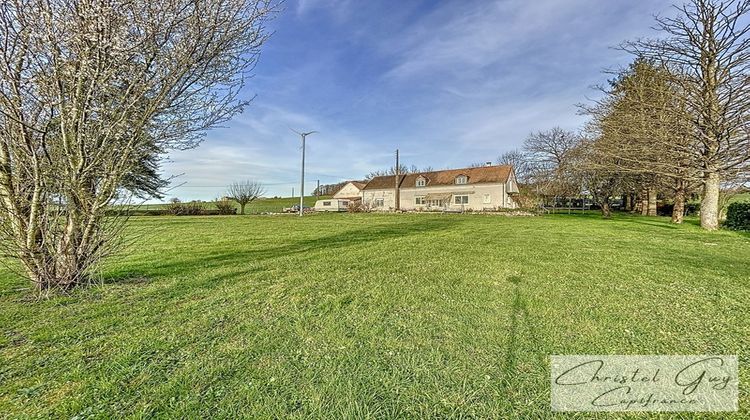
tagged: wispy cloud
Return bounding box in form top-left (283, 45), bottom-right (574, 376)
top-left (295, 0), bottom-right (353, 21)
top-left (374, 0), bottom-right (674, 157)
top-left (384, 0), bottom-right (667, 81)
top-left (160, 0), bottom-right (676, 201)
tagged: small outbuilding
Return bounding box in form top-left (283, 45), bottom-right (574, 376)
top-left (333, 181), bottom-right (366, 200)
top-left (314, 198), bottom-right (352, 212)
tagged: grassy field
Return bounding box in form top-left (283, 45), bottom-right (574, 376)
top-left (0, 212), bottom-right (748, 418)
top-left (137, 196), bottom-right (328, 214)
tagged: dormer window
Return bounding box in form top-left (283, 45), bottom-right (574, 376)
top-left (416, 176), bottom-right (426, 187)
top-left (455, 175), bottom-right (468, 185)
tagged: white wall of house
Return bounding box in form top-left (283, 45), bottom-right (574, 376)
top-left (333, 182), bottom-right (363, 199)
top-left (363, 183), bottom-right (516, 211)
top-left (362, 190), bottom-right (396, 210)
top-left (506, 173), bottom-right (519, 194)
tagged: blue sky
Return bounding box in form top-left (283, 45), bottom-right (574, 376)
top-left (162, 0), bottom-right (675, 201)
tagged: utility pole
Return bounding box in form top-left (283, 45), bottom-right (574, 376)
top-left (394, 149), bottom-right (400, 211)
top-left (291, 129), bottom-right (317, 216)
top-left (316, 179), bottom-right (320, 198)
top-left (291, 187), bottom-right (294, 198)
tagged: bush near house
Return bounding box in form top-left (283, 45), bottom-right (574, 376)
top-left (725, 201), bottom-right (750, 231)
top-left (509, 195), bottom-right (538, 210)
top-left (346, 201), bottom-right (370, 213)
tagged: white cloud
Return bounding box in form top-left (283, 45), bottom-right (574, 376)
top-left (157, 0), bottom-right (678, 201)
top-left (160, 102), bottom-right (391, 201)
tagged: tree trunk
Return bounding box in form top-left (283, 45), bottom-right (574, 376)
top-left (624, 193), bottom-right (633, 212)
top-left (240, 203), bottom-right (246, 215)
top-left (671, 180), bottom-right (686, 224)
top-left (601, 201), bottom-right (612, 219)
top-left (640, 188), bottom-right (649, 215)
top-left (700, 171), bottom-right (720, 230)
top-left (647, 188), bottom-right (657, 216)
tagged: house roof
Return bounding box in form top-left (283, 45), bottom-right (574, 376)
top-left (332, 181), bottom-right (367, 196)
top-left (350, 181), bottom-right (367, 190)
top-left (363, 165), bottom-right (513, 190)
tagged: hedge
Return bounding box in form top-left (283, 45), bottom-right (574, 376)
top-left (105, 209), bottom-right (235, 217)
top-left (725, 202), bottom-right (750, 231)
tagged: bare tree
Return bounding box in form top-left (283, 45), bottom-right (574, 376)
top-left (365, 165), bottom-right (433, 180)
top-left (524, 127), bottom-right (581, 169)
top-left (314, 181), bottom-right (347, 196)
top-left (0, 0), bottom-right (275, 292)
top-left (497, 149), bottom-right (533, 184)
top-left (622, 0), bottom-right (750, 230)
top-left (227, 180), bottom-right (266, 215)
top-left (568, 138), bottom-right (628, 218)
top-left (522, 128), bottom-right (583, 202)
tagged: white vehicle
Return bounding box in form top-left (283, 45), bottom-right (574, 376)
top-left (314, 199), bottom-right (351, 212)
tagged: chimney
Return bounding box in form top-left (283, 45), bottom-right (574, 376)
top-left (485, 161), bottom-right (492, 167)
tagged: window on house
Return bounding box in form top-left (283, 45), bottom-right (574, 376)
top-left (483, 194), bottom-right (491, 204)
top-left (374, 198), bottom-right (384, 207)
top-left (416, 178), bottom-right (426, 187)
top-left (323, 201), bottom-right (331, 206)
top-left (415, 196), bottom-right (425, 205)
top-left (455, 175), bottom-right (467, 185)
top-left (341, 201), bottom-right (348, 206)
top-left (454, 195), bottom-right (469, 205)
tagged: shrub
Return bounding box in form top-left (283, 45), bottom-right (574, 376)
top-left (725, 202), bottom-right (750, 231)
top-left (105, 208), bottom-right (232, 217)
top-left (165, 198), bottom-right (183, 215)
top-left (181, 202), bottom-right (205, 215)
top-left (215, 199), bottom-right (237, 215)
top-left (165, 199), bottom-right (205, 216)
top-left (511, 192), bottom-right (541, 210)
top-left (347, 201), bottom-right (369, 213)
top-left (105, 209), bottom-right (169, 216)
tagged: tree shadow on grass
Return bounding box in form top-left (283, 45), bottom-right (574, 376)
top-left (105, 217), bottom-right (462, 286)
top-left (498, 275), bottom-right (548, 412)
top-left (621, 217), bottom-right (680, 230)
top-left (101, 276), bottom-right (151, 286)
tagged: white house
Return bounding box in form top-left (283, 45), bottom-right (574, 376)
top-left (362, 164), bottom-right (519, 211)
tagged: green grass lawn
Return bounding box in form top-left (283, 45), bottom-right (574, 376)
top-left (0, 213), bottom-right (748, 418)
